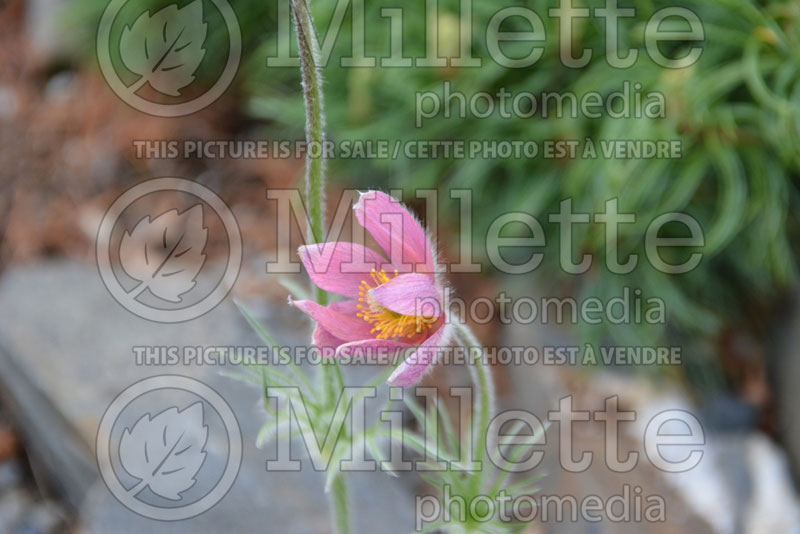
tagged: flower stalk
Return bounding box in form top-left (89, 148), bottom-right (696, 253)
top-left (289, 3), bottom-right (499, 528)
top-left (329, 474), bottom-right (351, 534)
top-left (291, 1), bottom-right (350, 532)
top-left (291, 0), bottom-right (327, 280)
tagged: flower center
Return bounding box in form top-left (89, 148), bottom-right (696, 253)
top-left (356, 269), bottom-right (437, 340)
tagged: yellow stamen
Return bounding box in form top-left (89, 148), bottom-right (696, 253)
top-left (356, 269), bottom-right (436, 339)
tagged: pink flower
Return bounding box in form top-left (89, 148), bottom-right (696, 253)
top-left (291, 191), bottom-right (451, 387)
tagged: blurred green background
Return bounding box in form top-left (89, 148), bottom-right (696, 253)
top-left (66, 0), bottom-right (800, 395)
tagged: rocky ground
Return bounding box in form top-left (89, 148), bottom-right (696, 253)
top-left (1, 259), bottom-right (798, 533)
top-left (0, 411), bottom-right (68, 533)
top-left (0, 0), bottom-right (295, 528)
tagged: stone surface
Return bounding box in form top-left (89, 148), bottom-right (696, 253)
top-left (775, 294), bottom-right (800, 478)
top-left (25, 0), bottom-right (81, 66)
top-left (503, 284), bottom-right (800, 534)
top-left (0, 260), bottom-right (418, 533)
top-left (3, 260), bottom-right (798, 533)
top-left (0, 486), bottom-right (66, 534)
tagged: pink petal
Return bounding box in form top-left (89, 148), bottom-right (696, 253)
top-left (334, 338), bottom-right (411, 363)
top-left (328, 299), bottom-right (365, 318)
top-left (291, 299), bottom-right (374, 342)
top-left (387, 324), bottom-right (452, 387)
top-left (313, 324), bottom-right (345, 354)
top-left (299, 242), bottom-right (389, 299)
top-left (354, 191), bottom-right (435, 276)
top-left (370, 273), bottom-right (441, 318)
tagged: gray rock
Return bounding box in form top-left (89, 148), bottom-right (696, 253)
top-left (774, 295), bottom-right (800, 479)
top-left (0, 461), bottom-right (25, 491)
top-left (503, 290), bottom-right (800, 534)
top-left (0, 489), bottom-right (30, 532)
top-left (25, 0), bottom-right (81, 66)
top-left (43, 71), bottom-right (77, 102)
top-left (18, 500), bottom-right (66, 534)
top-left (0, 260), bottom-right (418, 533)
top-left (501, 277), bottom-right (715, 534)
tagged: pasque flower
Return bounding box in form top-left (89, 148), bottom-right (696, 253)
top-left (291, 191), bottom-right (451, 387)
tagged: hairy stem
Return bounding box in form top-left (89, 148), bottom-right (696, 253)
top-left (291, 0), bottom-right (337, 391)
top-left (291, 2), bottom-right (349, 533)
top-left (291, 0), bottom-right (327, 268)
